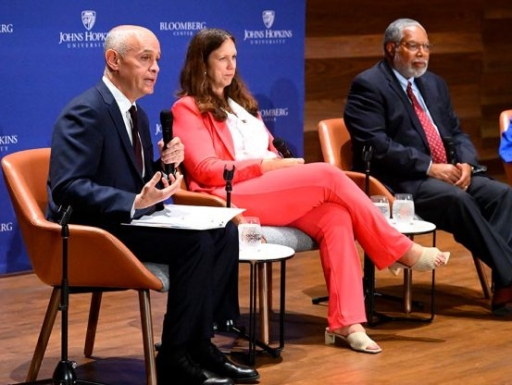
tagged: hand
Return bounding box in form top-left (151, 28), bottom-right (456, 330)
top-left (159, 137), bottom-right (184, 170)
top-left (134, 171), bottom-right (183, 210)
top-left (427, 163), bottom-right (472, 190)
top-left (261, 157), bottom-right (305, 173)
top-left (427, 163), bottom-right (461, 184)
top-left (454, 163), bottom-right (472, 190)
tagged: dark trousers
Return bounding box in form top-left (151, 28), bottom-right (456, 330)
top-left (112, 221), bottom-right (240, 350)
top-left (414, 175), bottom-right (512, 288)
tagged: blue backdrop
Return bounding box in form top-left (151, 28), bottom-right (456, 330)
top-left (0, 1), bottom-right (305, 274)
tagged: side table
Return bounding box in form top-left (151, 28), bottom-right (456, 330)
top-left (238, 243), bottom-right (295, 365)
top-left (365, 219), bottom-right (437, 325)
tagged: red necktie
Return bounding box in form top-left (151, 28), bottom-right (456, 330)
top-left (406, 82), bottom-right (447, 163)
top-left (128, 105), bottom-right (143, 173)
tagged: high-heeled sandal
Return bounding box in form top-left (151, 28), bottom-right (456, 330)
top-left (325, 328), bottom-right (382, 354)
top-left (389, 247), bottom-right (450, 276)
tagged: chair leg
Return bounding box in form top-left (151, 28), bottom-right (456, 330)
top-left (26, 287), bottom-right (61, 382)
top-left (473, 256), bottom-right (491, 299)
top-left (84, 291), bottom-right (103, 357)
top-left (139, 289), bottom-right (157, 385)
top-left (403, 270), bottom-right (413, 313)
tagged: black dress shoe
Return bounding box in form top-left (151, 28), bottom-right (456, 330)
top-left (156, 352), bottom-right (234, 385)
top-left (492, 286), bottom-right (512, 316)
top-left (192, 343), bottom-right (260, 384)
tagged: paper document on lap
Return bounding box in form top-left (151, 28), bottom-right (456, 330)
top-left (129, 204), bottom-right (245, 230)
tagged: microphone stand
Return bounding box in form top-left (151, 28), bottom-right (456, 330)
top-left (220, 165), bottom-right (281, 363)
top-left (223, 165), bottom-right (235, 209)
top-left (16, 205), bottom-right (107, 385)
top-left (361, 145), bottom-right (381, 325)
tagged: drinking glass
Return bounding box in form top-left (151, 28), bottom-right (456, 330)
top-left (392, 193), bottom-right (415, 223)
top-left (238, 217), bottom-right (262, 249)
top-left (370, 195), bottom-right (390, 219)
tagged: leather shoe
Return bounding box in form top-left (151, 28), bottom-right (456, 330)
top-left (192, 343), bottom-right (260, 384)
top-left (156, 352), bottom-right (234, 385)
top-left (492, 286), bottom-right (512, 316)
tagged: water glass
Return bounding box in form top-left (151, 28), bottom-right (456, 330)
top-left (370, 195), bottom-right (390, 219)
top-left (238, 217), bottom-right (262, 249)
top-left (392, 193), bottom-right (415, 223)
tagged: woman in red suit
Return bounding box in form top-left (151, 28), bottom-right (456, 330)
top-left (172, 28), bottom-right (449, 354)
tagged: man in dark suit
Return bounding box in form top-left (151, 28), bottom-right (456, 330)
top-left (344, 18), bottom-right (512, 316)
top-left (47, 25), bottom-right (259, 384)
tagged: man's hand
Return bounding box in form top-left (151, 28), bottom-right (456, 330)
top-left (454, 163), bottom-right (472, 190)
top-left (427, 162), bottom-right (472, 190)
top-left (134, 171), bottom-right (183, 210)
top-left (159, 137), bottom-right (184, 170)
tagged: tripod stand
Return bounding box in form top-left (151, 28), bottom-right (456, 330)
top-left (361, 146), bottom-right (433, 326)
top-left (220, 165), bottom-right (282, 363)
top-left (15, 205), bottom-right (107, 385)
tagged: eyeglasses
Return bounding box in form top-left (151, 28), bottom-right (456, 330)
top-left (399, 41), bottom-right (432, 52)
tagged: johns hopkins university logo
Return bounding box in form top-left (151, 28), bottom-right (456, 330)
top-left (58, 10), bottom-right (108, 49)
top-left (81, 10), bottom-right (96, 31)
top-left (244, 10), bottom-right (293, 45)
top-left (262, 10), bottom-right (275, 29)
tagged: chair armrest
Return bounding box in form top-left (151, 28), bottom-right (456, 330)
top-left (344, 171), bottom-right (395, 203)
top-left (173, 188), bottom-right (227, 207)
top-left (173, 189), bottom-right (244, 225)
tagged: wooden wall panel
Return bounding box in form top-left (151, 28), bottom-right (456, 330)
top-left (304, 0), bottom-right (512, 173)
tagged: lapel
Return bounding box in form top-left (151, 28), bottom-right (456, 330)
top-left (96, 81), bottom-right (145, 180)
top-left (206, 112), bottom-right (237, 160)
top-left (379, 61), bottom-right (431, 149)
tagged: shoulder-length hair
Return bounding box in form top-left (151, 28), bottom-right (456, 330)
top-left (177, 28), bottom-right (259, 121)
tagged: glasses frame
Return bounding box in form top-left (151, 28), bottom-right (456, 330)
top-left (398, 40), bottom-right (432, 53)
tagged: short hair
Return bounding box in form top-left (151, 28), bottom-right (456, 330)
top-left (383, 18), bottom-right (424, 50)
top-left (104, 25), bottom-right (148, 55)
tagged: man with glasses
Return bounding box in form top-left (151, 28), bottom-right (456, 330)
top-left (344, 18), bottom-right (512, 316)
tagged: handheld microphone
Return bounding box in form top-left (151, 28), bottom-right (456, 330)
top-left (272, 137), bottom-right (294, 158)
top-left (443, 137), bottom-right (457, 165)
top-left (160, 109), bottom-right (175, 177)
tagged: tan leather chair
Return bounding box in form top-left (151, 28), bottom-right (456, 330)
top-left (317, 118), bottom-right (491, 304)
top-left (1, 148), bottom-right (170, 385)
top-left (499, 109), bottom-right (512, 185)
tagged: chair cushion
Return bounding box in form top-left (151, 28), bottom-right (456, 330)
top-left (261, 226), bottom-right (316, 252)
top-left (143, 263), bottom-right (170, 293)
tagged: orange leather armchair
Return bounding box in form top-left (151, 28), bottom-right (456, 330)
top-left (1, 148), bottom-right (169, 385)
top-left (317, 118), bottom-right (491, 304)
top-left (499, 109), bottom-right (512, 185)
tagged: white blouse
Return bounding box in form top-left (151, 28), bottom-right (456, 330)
top-left (226, 98), bottom-right (277, 161)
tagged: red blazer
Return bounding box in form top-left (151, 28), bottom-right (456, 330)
top-left (172, 96), bottom-right (279, 194)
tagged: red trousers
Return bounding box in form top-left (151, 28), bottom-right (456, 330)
top-left (211, 163), bottom-right (412, 329)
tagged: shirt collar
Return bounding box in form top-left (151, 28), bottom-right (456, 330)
top-left (102, 76), bottom-right (135, 114)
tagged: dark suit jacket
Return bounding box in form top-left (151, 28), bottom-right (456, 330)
top-left (47, 80), bottom-right (161, 228)
top-left (344, 60), bottom-right (479, 195)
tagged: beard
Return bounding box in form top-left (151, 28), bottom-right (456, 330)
top-left (393, 54), bottom-right (428, 78)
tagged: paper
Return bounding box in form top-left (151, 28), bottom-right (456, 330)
top-left (129, 204), bottom-right (245, 230)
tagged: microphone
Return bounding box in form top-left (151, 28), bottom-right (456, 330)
top-left (443, 137), bottom-right (456, 165)
top-left (273, 137), bottom-right (294, 158)
top-left (160, 109), bottom-right (175, 177)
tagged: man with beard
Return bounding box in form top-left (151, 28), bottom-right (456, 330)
top-left (343, 18), bottom-right (512, 316)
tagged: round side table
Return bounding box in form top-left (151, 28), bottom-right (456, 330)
top-left (239, 243), bottom-right (295, 365)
